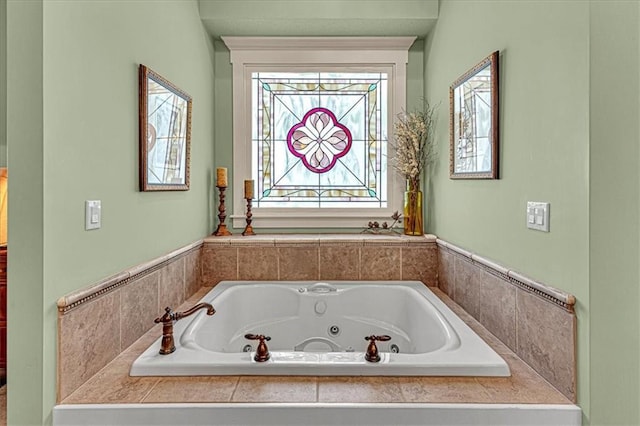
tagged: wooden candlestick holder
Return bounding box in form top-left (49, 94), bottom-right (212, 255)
top-left (213, 185), bottom-right (232, 236)
top-left (242, 198), bottom-right (256, 236)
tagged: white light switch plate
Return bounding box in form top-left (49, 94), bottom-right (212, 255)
top-left (526, 201), bottom-right (550, 232)
top-left (85, 200), bottom-right (101, 230)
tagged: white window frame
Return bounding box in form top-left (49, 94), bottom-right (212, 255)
top-left (223, 36), bottom-right (416, 228)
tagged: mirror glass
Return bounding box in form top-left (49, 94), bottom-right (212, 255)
top-left (450, 51), bottom-right (499, 179)
top-left (139, 65), bottom-right (192, 191)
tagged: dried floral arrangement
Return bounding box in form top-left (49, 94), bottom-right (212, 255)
top-left (392, 101), bottom-right (437, 191)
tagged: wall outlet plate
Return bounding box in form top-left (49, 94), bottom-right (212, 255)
top-left (85, 200), bottom-right (101, 230)
top-left (526, 201), bottom-right (550, 232)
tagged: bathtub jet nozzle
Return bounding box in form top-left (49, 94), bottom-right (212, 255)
top-left (154, 303), bottom-right (216, 355)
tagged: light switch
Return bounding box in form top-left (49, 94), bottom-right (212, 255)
top-left (526, 201), bottom-right (550, 232)
top-left (85, 200), bottom-right (101, 230)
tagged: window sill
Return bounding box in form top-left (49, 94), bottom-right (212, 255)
top-left (230, 209), bottom-right (405, 229)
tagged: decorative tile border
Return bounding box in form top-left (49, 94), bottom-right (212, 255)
top-left (57, 240), bottom-right (203, 314)
top-left (437, 239), bottom-right (575, 312)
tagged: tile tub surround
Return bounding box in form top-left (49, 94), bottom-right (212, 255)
top-left (201, 234), bottom-right (439, 285)
top-left (437, 239), bottom-right (577, 402)
top-left (56, 241), bottom-right (203, 402)
top-left (56, 233), bottom-right (577, 410)
top-left (59, 287), bottom-right (574, 409)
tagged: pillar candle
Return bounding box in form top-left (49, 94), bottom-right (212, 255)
top-left (244, 179), bottom-right (254, 199)
top-left (216, 167), bottom-right (227, 187)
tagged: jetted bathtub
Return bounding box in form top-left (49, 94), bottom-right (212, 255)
top-left (130, 281), bottom-right (510, 377)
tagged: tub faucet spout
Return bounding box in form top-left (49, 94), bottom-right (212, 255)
top-left (154, 303), bottom-right (216, 355)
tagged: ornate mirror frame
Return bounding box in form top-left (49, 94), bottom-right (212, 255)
top-left (139, 65), bottom-right (192, 191)
top-left (449, 51), bottom-right (499, 179)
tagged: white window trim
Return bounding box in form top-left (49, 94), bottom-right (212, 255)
top-left (223, 36), bottom-right (416, 229)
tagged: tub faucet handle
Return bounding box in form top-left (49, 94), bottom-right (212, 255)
top-left (154, 303), bottom-right (216, 355)
top-left (245, 334), bottom-right (271, 362)
top-left (364, 335), bottom-right (391, 363)
top-left (156, 306), bottom-right (174, 322)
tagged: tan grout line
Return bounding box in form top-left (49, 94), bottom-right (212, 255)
top-left (156, 268), bottom-right (161, 313)
top-left (224, 377), bottom-right (240, 402)
top-left (229, 376), bottom-right (241, 402)
top-left (118, 289), bottom-right (123, 354)
top-left (139, 378), bottom-right (162, 403)
top-left (277, 246), bottom-right (281, 280)
top-left (472, 377), bottom-right (493, 400)
top-left (515, 287), bottom-right (520, 354)
top-left (276, 247), bottom-right (280, 280)
top-left (235, 247), bottom-right (239, 280)
top-left (181, 256), bottom-right (186, 304)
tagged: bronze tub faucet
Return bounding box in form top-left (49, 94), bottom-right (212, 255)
top-left (364, 334), bottom-right (391, 363)
top-left (245, 334), bottom-right (272, 362)
top-left (154, 302), bottom-right (216, 355)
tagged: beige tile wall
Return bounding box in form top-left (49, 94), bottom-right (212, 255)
top-left (437, 242), bottom-right (577, 402)
top-left (57, 247), bottom-right (201, 402)
top-left (200, 235), bottom-right (438, 285)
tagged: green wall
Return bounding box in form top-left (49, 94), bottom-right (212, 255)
top-left (7, 0), bottom-right (215, 424)
top-left (426, 0), bottom-right (640, 424)
top-left (589, 2), bottom-right (640, 425)
top-left (425, 0), bottom-right (590, 414)
top-left (7, 1), bottom-right (45, 423)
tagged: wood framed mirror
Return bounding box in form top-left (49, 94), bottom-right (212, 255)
top-left (139, 65), bottom-right (192, 191)
top-left (449, 51), bottom-right (499, 179)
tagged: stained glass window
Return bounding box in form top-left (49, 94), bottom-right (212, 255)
top-left (251, 72), bottom-right (388, 208)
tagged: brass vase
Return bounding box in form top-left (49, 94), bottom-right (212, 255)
top-left (403, 180), bottom-right (424, 236)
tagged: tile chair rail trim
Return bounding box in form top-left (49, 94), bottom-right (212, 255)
top-left (436, 239), bottom-right (576, 313)
top-left (57, 240), bottom-right (203, 315)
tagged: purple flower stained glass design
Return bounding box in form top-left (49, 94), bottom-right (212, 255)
top-left (286, 107), bottom-right (352, 174)
top-left (252, 71), bottom-right (388, 208)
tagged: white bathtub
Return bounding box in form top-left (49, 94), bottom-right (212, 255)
top-left (131, 281), bottom-right (510, 377)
